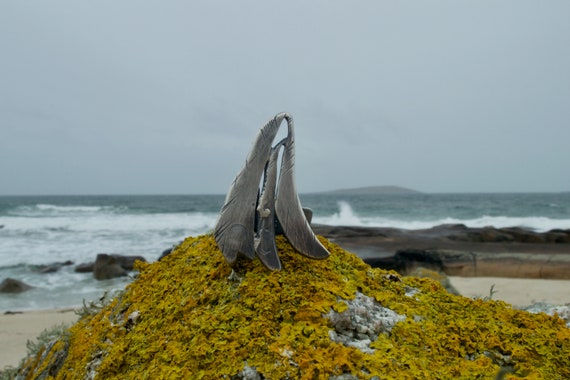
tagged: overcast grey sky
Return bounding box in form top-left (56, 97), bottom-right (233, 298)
top-left (1, 1), bottom-right (569, 195)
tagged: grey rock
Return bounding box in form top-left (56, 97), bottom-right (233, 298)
top-left (393, 249), bottom-right (476, 275)
top-left (34, 261), bottom-right (74, 274)
top-left (313, 224), bottom-right (570, 279)
top-left (159, 248), bottom-right (174, 261)
top-left (74, 262), bottom-right (95, 273)
top-left (92, 254), bottom-right (147, 280)
top-left (0, 278), bottom-right (33, 293)
top-left (93, 254), bottom-right (127, 280)
top-left (110, 254), bottom-right (146, 271)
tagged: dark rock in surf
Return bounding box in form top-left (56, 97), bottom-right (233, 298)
top-left (75, 262), bottom-right (95, 273)
top-left (0, 278), bottom-right (33, 293)
top-left (159, 241), bottom-right (184, 261)
top-left (92, 254), bottom-right (146, 280)
top-left (111, 254), bottom-right (146, 270)
top-left (93, 254), bottom-right (128, 280)
top-left (35, 265), bottom-right (60, 274)
top-left (159, 248), bottom-right (173, 260)
top-left (33, 260), bottom-right (74, 274)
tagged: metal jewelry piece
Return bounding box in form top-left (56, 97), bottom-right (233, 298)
top-left (214, 113), bottom-right (330, 270)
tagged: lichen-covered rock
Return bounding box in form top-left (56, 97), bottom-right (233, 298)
top-left (17, 235), bottom-right (570, 379)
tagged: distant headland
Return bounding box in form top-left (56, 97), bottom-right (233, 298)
top-left (317, 185), bottom-right (421, 195)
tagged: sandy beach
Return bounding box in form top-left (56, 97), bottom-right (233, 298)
top-left (449, 276), bottom-right (570, 306)
top-left (0, 308), bottom-right (79, 369)
top-left (1, 277), bottom-right (568, 370)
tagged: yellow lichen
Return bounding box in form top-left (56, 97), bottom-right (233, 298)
top-left (18, 235), bottom-right (570, 379)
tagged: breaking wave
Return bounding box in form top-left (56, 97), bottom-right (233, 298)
top-left (312, 201), bottom-right (570, 232)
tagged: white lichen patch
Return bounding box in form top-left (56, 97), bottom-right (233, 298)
top-left (232, 364), bottom-right (263, 380)
top-left (404, 286), bottom-right (420, 297)
top-left (522, 303), bottom-right (570, 328)
top-left (84, 350), bottom-right (105, 380)
top-left (324, 292), bottom-right (406, 353)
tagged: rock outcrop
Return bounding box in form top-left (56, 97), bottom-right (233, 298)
top-left (314, 224), bottom-right (570, 279)
top-left (92, 254), bottom-right (146, 280)
top-left (110, 254), bottom-right (146, 271)
top-left (0, 278), bottom-right (33, 293)
top-left (32, 261), bottom-right (74, 274)
top-left (74, 262), bottom-right (95, 273)
top-left (93, 254), bottom-right (127, 280)
top-left (369, 249), bottom-right (570, 279)
top-left (15, 235), bottom-right (570, 379)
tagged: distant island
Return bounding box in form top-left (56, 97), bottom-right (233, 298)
top-left (318, 185), bottom-right (421, 195)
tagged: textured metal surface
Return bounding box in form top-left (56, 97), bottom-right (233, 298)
top-left (214, 113), bottom-right (330, 270)
top-left (255, 142), bottom-right (283, 270)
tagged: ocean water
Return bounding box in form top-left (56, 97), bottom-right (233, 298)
top-left (1, 192), bottom-right (569, 311)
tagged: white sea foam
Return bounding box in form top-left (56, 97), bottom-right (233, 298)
top-left (312, 201), bottom-right (570, 232)
top-left (35, 204), bottom-right (104, 212)
top-left (0, 263), bottom-right (130, 311)
top-left (316, 201), bottom-right (362, 226)
top-left (8, 203), bottom-right (121, 217)
top-left (0, 212), bottom-right (217, 267)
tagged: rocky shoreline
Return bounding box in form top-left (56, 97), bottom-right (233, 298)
top-left (313, 224), bottom-right (570, 279)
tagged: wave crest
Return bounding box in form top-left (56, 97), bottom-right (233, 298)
top-left (7, 203), bottom-right (123, 217)
top-left (312, 201), bottom-right (570, 232)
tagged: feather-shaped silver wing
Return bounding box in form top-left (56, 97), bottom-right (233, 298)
top-left (275, 115), bottom-right (330, 259)
top-left (254, 141), bottom-right (284, 270)
top-left (213, 113), bottom-right (287, 265)
top-left (214, 112), bottom-right (330, 269)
